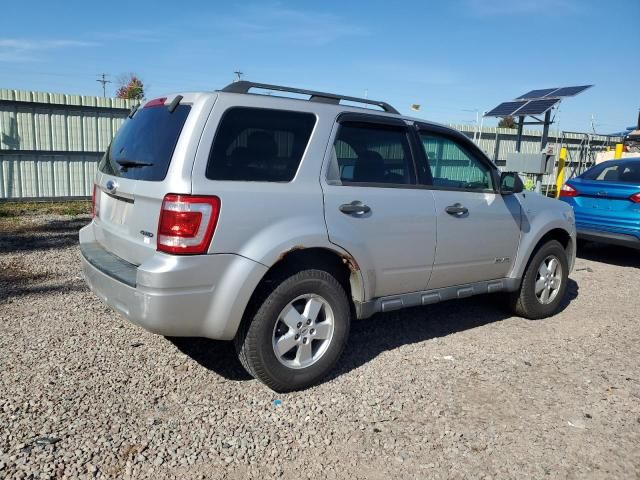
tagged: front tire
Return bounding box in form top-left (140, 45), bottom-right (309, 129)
top-left (508, 240), bottom-right (569, 319)
top-left (235, 269), bottom-right (351, 392)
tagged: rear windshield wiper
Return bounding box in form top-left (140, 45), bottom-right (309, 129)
top-left (115, 159), bottom-right (154, 169)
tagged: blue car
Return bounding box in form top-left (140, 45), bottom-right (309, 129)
top-left (559, 157), bottom-right (640, 249)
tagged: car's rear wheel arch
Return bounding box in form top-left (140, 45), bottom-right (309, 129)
top-left (259, 246), bottom-right (361, 299)
top-left (235, 247), bottom-right (356, 390)
top-left (240, 247), bottom-right (362, 330)
top-left (268, 247), bottom-right (364, 300)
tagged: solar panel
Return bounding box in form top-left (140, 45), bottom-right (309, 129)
top-left (544, 85), bottom-right (592, 97)
top-left (513, 98), bottom-right (560, 116)
top-left (485, 100), bottom-right (528, 117)
top-left (486, 84), bottom-right (592, 118)
top-left (516, 88), bottom-right (559, 100)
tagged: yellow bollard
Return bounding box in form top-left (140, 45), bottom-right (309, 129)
top-left (555, 147), bottom-right (567, 198)
top-left (614, 143), bottom-right (624, 159)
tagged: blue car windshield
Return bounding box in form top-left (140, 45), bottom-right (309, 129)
top-left (582, 160), bottom-right (640, 183)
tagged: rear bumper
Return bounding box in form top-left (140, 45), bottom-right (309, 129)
top-left (79, 227), bottom-right (268, 340)
top-left (577, 227), bottom-right (640, 249)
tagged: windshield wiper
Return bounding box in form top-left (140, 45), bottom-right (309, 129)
top-left (116, 159), bottom-right (154, 169)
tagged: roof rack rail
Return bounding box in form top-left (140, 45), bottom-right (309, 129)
top-left (221, 81), bottom-right (399, 114)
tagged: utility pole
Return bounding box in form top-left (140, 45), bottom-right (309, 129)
top-left (96, 73), bottom-right (112, 97)
top-left (233, 70), bottom-right (243, 82)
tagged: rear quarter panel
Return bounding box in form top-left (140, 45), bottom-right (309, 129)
top-left (190, 94), bottom-right (359, 274)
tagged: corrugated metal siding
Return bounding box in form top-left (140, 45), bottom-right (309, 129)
top-left (0, 153), bottom-right (101, 198)
top-left (0, 90), bottom-right (134, 152)
top-left (0, 89), bottom-right (135, 199)
top-left (452, 125), bottom-right (621, 188)
top-left (452, 124), bottom-right (619, 163)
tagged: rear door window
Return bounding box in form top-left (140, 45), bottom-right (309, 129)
top-left (206, 107), bottom-right (316, 182)
top-left (99, 104), bottom-right (190, 181)
top-left (329, 123), bottom-right (415, 185)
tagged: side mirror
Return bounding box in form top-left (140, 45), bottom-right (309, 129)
top-left (500, 171), bottom-right (524, 194)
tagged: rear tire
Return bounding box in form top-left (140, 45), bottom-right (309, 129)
top-left (235, 269), bottom-right (351, 392)
top-left (508, 240), bottom-right (569, 319)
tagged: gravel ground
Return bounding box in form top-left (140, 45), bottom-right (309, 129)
top-left (1, 214), bottom-right (639, 479)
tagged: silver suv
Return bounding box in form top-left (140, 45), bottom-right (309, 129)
top-left (80, 81), bottom-right (576, 391)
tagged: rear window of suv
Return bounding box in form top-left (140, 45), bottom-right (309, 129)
top-left (98, 104), bottom-right (191, 181)
top-left (206, 107), bottom-right (316, 182)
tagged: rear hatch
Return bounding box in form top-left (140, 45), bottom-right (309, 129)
top-left (92, 93), bottom-right (214, 265)
top-left (569, 160), bottom-right (640, 232)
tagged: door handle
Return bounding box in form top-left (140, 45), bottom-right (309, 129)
top-left (445, 203), bottom-right (468, 216)
top-left (339, 201), bottom-right (371, 215)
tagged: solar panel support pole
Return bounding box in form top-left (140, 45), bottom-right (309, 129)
top-left (515, 116), bottom-right (525, 152)
top-left (536, 110), bottom-right (553, 194)
top-left (540, 110), bottom-right (551, 148)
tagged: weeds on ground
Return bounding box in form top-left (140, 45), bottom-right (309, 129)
top-left (0, 201), bottom-right (90, 218)
top-left (0, 201), bottom-right (90, 234)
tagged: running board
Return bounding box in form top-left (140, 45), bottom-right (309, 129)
top-left (354, 278), bottom-right (521, 319)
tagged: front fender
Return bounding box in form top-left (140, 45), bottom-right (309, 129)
top-left (509, 193), bottom-right (576, 279)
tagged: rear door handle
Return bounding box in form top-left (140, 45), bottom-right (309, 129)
top-left (445, 203), bottom-right (468, 216)
top-left (339, 201), bottom-right (371, 215)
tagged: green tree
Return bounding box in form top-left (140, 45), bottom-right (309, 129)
top-left (116, 74), bottom-right (144, 100)
top-left (498, 115), bottom-right (517, 129)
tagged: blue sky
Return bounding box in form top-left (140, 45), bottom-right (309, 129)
top-left (0, 0), bottom-right (638, 133)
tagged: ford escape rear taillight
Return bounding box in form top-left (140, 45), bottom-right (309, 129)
top-left (91, 184), bottom-right (100, 218)
top-left (157, 194), bottom-right (221, 254)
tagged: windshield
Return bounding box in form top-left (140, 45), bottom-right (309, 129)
top-left (99, 104), bottom-right (190, 181)
top-left (582, 159), bottom-right (640, 184)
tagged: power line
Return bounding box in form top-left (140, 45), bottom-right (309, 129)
top-left (96, 73), bottom-right (112, 97)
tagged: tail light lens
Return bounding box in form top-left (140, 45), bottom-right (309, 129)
top-left (559, 184), bottom-right (579, 198)
top-left (157, 194), bottom-right (221, 254)
top-left (630, 192), bottom-right (640, 204)
top-left (91, 184), bottom-right (100, 218)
